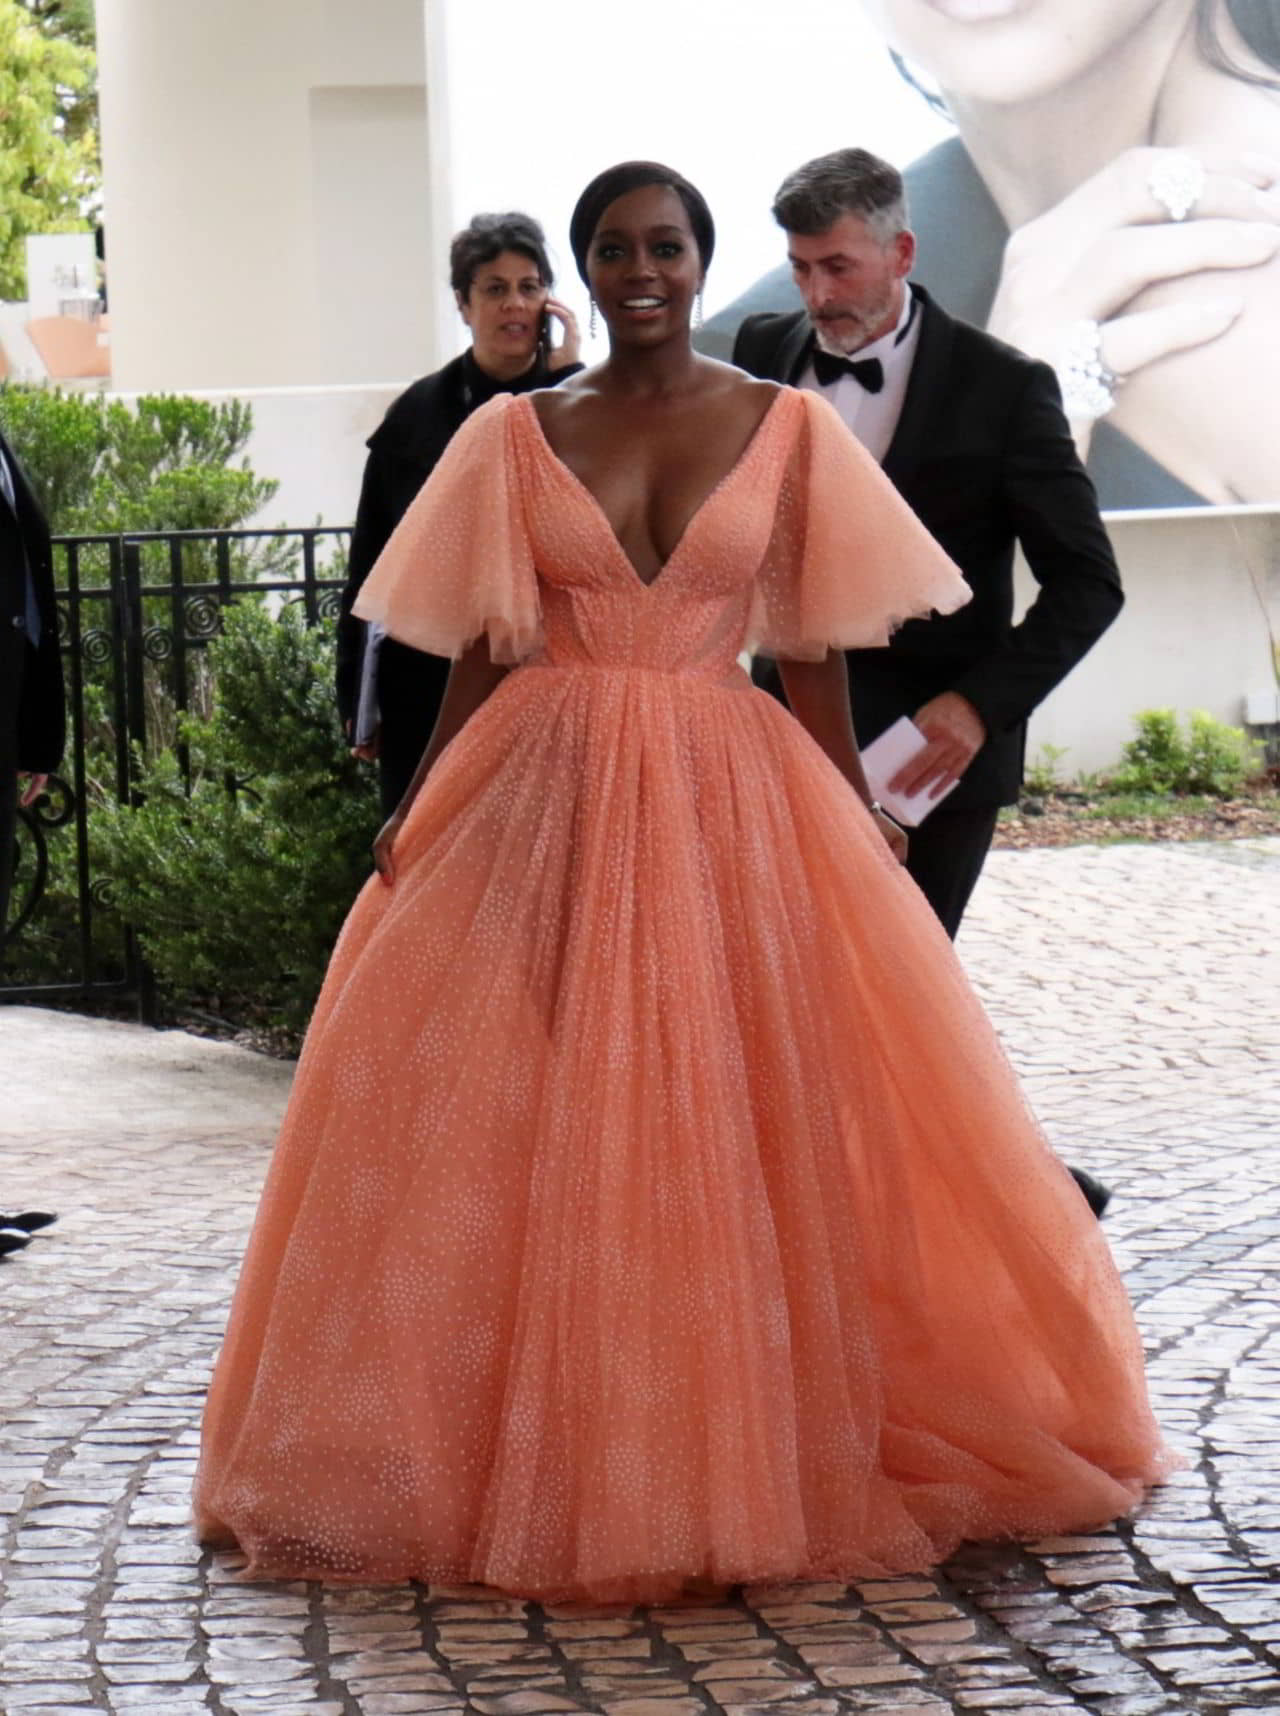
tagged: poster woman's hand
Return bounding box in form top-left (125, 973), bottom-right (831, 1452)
top-left (986, 148), bottom-right (1280, 451)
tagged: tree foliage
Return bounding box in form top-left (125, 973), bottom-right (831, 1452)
top-left (0, 0), bottom-right (98, 298)
top-left (18, 0), bottom-right (95, 51)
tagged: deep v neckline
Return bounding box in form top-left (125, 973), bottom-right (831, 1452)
top-left (520, 389), bottom-right (788, 593)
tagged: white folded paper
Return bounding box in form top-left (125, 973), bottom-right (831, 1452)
top-left (860, 715), bottom-right (960, 827)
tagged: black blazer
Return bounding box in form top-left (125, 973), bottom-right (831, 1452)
top-left (335, 353), bottom-right (582, 732)
top-left (733, 288), bottom-right (1124, 809)
top-left (0, 430), bottom-right (64, 776)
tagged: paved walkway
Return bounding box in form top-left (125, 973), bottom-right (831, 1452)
top-left (2, 840), bottom-right (1279, 1716)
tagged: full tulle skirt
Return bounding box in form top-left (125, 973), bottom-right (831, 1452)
top-left (195, 665), bottom-right (1170, 1601)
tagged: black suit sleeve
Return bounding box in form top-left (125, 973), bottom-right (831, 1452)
top-left (335, 445), bottom-right (401, 730)
top-left (9, 460), bottom-right (65, 775)
top-left (17, 621), bottom-right (66, 774)
top-left (949, 362), bottom-right (1123, 735)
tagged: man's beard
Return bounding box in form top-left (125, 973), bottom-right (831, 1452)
top-left (812, 289), bottom-right (897, 356)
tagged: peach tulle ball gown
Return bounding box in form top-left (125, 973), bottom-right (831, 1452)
top-left (194, 388), bottom-right (1171, 1601)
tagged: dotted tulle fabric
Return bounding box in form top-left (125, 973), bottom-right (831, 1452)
top-left (194, 389), bottom-right (1172, 1601)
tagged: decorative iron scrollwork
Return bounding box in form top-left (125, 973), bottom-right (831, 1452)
top-left (185, 594), bottom-right (223, 639)
top-left (142, 626), bottom-right (174, 662)
top-left (316, 587), bottom-right (343, 622)
top-left (82, 627), bottom-right (113, 666)
top-left (3, 774), bottom-right (73, 945)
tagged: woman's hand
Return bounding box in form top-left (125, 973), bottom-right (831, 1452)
top-left (986, 147), bottom-right (1280, 445)
top-left (372, 810), bottom-right (406, 886)
top-left (544, 297), bottom-right (582, 370)
top-left (872, 807), bottom-right (908, 866)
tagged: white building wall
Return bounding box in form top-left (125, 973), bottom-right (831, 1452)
top-left (94, 0), bottom-right (434, 392)
top-left (1023, 512), bottom-right (1279, 776)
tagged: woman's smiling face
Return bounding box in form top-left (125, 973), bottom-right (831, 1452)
top-left (860, 0), bottom-right (1197, 107)
top-left (586, 184), bottom-right (704, 346)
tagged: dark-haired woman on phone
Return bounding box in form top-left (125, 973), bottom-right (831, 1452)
top-left (336, 211), bottom-right (581, 815)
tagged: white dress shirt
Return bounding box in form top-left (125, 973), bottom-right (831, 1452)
top-left (799, 287), bottom-right (921, 465)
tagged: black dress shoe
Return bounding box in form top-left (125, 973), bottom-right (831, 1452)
top-left (0, 1229), bottom-right (33, 1256)
top-left (1069, 1167), bottom-right (1112, 1220)
top-left (0, 1211), bottom-right (56, 1232)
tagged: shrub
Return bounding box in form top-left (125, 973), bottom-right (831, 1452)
top-left (1024, 742), bottom-right (1070, 797)
top-left (0, 385), bottom-right (281, 543)
top-left (93, 601), bottom-right (378, 1030)
top-left (1107, 708), bottom-right (1259, 797)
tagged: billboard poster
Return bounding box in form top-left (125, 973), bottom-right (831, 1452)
top-left (436, 0), bottom-right (1280, 512)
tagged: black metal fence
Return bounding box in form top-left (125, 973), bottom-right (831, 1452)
top-left (1, 525), bottom-right (349, 1015)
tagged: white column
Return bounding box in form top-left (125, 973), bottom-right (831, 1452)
top-left (95, 0), bottom-right (437, 391)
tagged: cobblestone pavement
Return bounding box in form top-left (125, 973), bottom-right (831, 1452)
top-left (2, 839), bottom-right (1279, 1716)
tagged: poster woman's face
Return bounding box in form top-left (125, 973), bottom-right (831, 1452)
top-left (860, 0), bottom-right (1197, 107)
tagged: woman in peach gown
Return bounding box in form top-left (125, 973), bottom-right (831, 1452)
top-left (195, 162), bottom-right (1172, 1601)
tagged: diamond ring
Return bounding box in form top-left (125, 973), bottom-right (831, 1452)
top-left (1057, 320), bottom-right (1120, 420)
top-left (1148, 151), bottom-right (1206, 222)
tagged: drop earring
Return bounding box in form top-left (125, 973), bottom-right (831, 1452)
top-left (589, 299), bottom-right (598, 338)
top-left (694, 287), bottom-right (705, 330)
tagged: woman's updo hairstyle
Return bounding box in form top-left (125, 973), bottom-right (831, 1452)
top-left (568, 161), bottom-right (715, 285)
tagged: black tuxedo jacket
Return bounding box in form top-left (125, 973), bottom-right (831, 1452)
top-left (335, 356), bottom-right (472, 734)
top-left (733, 287), bottom-right (1124, 809)
top-left (0, 430), bottom-right (64, 777)
top-left (335, 353), bottom-right (582, 736)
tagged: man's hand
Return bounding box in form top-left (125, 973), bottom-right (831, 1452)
top-left (889, 693), bottom-right (987, 800)
top-left (18, 773), bottom-right (48, 809)
top-left (345, 717), bottom-right (380, 762)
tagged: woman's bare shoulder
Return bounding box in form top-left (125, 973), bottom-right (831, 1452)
top-left (696, 357), bottom-right (782, 399)
top-left (694, 359), bottom-right (783, 428)
top-left (528, 369), bottom-right (606, 438)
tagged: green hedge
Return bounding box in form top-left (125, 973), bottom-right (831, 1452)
top-left (0, 385), bottom-right (279, 534)
top-left (94, 603), bottom-right (378, 1032)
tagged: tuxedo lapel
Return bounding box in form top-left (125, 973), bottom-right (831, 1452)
top-left (882, 286), bottom-right (954, 494)
top-left (775, 316), bottom-right (813, 385)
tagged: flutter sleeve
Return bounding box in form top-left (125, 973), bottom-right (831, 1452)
top-left (748, 389), bottom-right (970, 660)
top-left (352, 394), bottom-right (541, 664)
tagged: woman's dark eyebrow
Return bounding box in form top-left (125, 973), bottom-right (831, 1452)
top-left (593, 223), bottom-right (689, 241)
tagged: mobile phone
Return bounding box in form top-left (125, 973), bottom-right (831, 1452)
top-left (538, 306), bottom-right (553, 356)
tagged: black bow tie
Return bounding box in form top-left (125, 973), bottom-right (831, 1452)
top-left (810, 347), bottom-right (884, 392)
